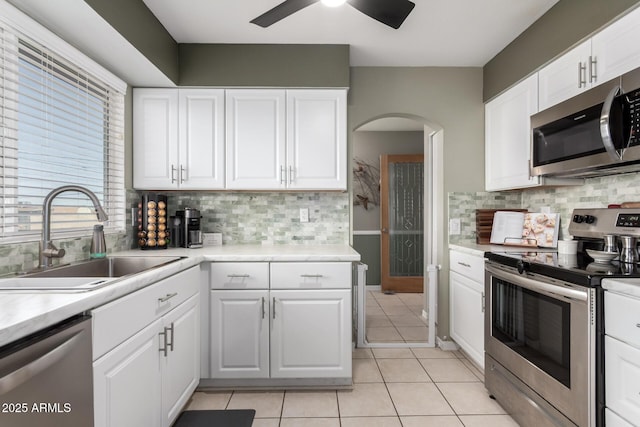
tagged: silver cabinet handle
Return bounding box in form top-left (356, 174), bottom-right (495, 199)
top-left (280, 165), bottom-right (286, 185)
top-left (289, 166), bottom-right (295, 184)
top-left (272, 297), bottom-right (276, 319)
top-left (158, 292), bottom-right (178, 303)
top-left (636, 323), bottom-right (640, 328)
top-left (301, 274), bottom-right (324, 278)
top-left (159, 329), bottom-right (168, 357)
top-left (589, 56), bottom-right (597, 83)
top-left (482, 292), bottom-right (485, 313)
top-left (578, 62), bottom-right (587, 88)
top-left (0, 331), bottom-right (81, 395)
top-left (457, 262), bottom-right (471, 268)
top-left (180, 165), bottom-right (186, 184)
top-left (262, 297), bottom-right (266, 319)
top-left (171, 164), bottom-right (177, 184)
top-left (227, 274), bottom-right (250, 278)
top-left (166, 323), bottom-right (174, 352)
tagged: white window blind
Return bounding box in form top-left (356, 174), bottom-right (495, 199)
top-left (0, 18), bottom-right (125, 242)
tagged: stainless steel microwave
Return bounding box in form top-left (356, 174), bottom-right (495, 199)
top-left (531, 67), bottom-right (640, 178)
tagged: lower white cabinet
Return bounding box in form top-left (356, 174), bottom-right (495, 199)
top-left (209, 262), bottom-right (352, 381)
top-left (93, 267), bottom-right (200, 427)
top-left (449, 249), bottom-right (485, 368)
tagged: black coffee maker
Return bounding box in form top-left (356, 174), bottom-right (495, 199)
top-left (173, 207), bottom-right (203, 248)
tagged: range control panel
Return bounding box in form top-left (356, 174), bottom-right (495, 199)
top-left (569, 208), bottom-right (640, 238)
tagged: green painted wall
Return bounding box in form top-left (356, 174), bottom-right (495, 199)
top-left (178, 44), bottom-right (349, 87)
top-left (484, 0), bottom-right (640, 101)
top-left (353, 235), bottom-right (381, 285)
top-left (83, 0), bottom-right (179, 84)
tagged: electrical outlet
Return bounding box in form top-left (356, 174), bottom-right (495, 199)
top-left (299, 208), bottom-right (309, 223)
top-left (449, 218), bottom-right (461, 235)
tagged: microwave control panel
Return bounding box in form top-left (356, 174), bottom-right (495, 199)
top-left (626, 88), bottom-right (640, 146)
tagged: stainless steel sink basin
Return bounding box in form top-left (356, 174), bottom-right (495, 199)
top-left (0, 256), bottom-right (184, 292)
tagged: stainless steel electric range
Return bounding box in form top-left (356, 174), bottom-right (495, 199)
top-left (484, 208), bottom-right (640, 427)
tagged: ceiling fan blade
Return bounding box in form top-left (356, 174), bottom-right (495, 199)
top-left (347, 0), bottom-right (415, 29)
top-left (251, 0), bottom-right (320, 27)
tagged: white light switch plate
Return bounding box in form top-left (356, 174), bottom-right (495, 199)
top-left (449, 218), bottom-right (461, 235)
top-left (299, 208), bottom-right (309, 223)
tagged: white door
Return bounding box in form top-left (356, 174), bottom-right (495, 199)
top-left (270, 289), bottom-right (351, 378)
top-left (225, 90), bottom-right (286, 189)
top-left (605, 336), bottom-right (640, 424)
top-left (178, 89), bottom-right (225, 189)
top-left (286, 90), bottom-right (347, 190)
top-left (161, 295), bottom-right (201, 427)
top-left (538, 40), bottom-right (592, 111)
top-left (133, 89), bottom-right (179, 189)
top-left (592, 6), bottom-right (640, 85)
top-left (93, 319), bottom-right (162, 427)
top-left (210, 290), bottom-right (270, 378)
top-left (449, 271), bottom-right (484, 368)
top-left (485, 74), bottom-right (539, 191)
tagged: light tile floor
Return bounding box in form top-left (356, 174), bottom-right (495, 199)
top-left (185, 347), bottom-right (519, 426)
top-left (366, 290), bottom-right (429, 343)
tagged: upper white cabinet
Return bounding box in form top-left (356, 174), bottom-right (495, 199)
top-left (539, 6), bottom-right (640, 111)
top-left (225, 90), bottom-right (287, 189)
top-left (485, 74), bottom-right (540, 191)
top-left (133, 88), bottom-right (225, 190)
top-left (286, 90), bottom-right (347, 190)
top-left (226, 89), bottom-right (347, 190)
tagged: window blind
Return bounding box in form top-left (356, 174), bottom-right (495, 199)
top-left (0, 19), bottom-right (125, 242)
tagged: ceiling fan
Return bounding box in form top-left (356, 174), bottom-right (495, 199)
top-left (250, 0), bottom-right (416, 29)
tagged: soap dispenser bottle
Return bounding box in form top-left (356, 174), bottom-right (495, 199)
top-left (90, 224), bottom-right (107, 259)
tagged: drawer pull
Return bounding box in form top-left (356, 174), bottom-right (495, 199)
top-left (636, 323), bottom-right (640, 328)
top-left (458, 262), bottom-right (471, 268)
top-left (166, 323), bottom-right (175, 352)
top-left (273, 297), bottom-right (276, 319)
top-left (159, 329), bottom-right (168, 357)
top-left (227, 274), bottom-right (250, 278)
top-left (301, 274), bottom-right (324, 278)
top-left (158, 292), bottom-right (178, 303)
top-left (262, 297), bottom-right (266, 319)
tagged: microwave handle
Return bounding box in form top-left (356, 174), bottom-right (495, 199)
top-left (600, 85), bottom-right (623, 162)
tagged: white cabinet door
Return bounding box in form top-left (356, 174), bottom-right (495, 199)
top-left (210, 290), bottom-right (270, 378)
top-left (538, 40), bottom-right (592, 111)
top-left (485, 74), bottom-right (539, 191)
top-left (178, 89), bottom-right (225, 189)
top-left (133, 89), bottom-right (179, 189)
top-left (286, 90), bottom-right (347, 190)
top-left (161, 294), bottom-right (200, 427)
top-left (605, 335), bottom-right (640, 425)
top-left (270, 289), bottom-right (351, 378)
top-left (592, 6), bottom-right (640, 86)
top-left (93, 319), bottom-right (163, 427)
top-left (225, 90), bottom-right (286, 189)
top-left (449, 270), bottom-right (484, 368)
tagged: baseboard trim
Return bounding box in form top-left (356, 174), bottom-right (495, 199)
top-left (437, 337), bottom-right (460, 351)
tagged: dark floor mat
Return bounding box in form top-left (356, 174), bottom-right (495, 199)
top-left (172, 409), bottom-right (255, 427)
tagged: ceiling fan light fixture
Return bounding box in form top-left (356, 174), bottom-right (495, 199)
top-left (321, 0), bottom-right (347, 7)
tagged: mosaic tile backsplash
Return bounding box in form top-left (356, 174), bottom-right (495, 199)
top-left (0, 190), bottom-right (349, 276)
top-left (449, 172), bottom-right (640, 244)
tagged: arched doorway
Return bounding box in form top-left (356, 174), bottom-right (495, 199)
top-left (352, 114), bottom-right (443, 348)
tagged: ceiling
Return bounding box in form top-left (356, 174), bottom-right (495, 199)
top-left (143, 0), bottom-right (559, 67)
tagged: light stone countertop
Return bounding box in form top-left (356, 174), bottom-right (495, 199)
top-left (0, 244), bottom-right (360, 348)
top-left (448, 242), bottom-right (554, 257)
top-left (601, 277), bottom-right (640, 299)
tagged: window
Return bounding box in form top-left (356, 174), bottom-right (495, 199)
top-left (0, 7), bottom-right (125, 242)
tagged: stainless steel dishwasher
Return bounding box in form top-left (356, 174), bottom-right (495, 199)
top-left (0, 315), bottom-right (94, 426)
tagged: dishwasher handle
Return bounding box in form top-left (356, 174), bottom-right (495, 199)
top-left (0, 331), bottom-right (82, 395)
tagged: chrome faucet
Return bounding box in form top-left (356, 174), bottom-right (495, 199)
top-left (40, 185), bottom-right (108, 268)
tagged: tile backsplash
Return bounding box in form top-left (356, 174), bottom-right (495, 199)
top-left (449, 172), bottom-right (640, 245)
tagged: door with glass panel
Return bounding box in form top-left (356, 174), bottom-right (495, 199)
top-left (380, 154), bottom-right (424, 293)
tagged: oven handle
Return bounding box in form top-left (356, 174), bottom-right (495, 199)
top-left (485, 264), bottom-right (588, 302)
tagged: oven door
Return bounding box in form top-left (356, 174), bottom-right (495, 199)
top-left (485, 262), bottom-right (595, 427)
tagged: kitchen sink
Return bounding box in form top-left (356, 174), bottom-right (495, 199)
top-left (0, 256), bottom-right (184, 292)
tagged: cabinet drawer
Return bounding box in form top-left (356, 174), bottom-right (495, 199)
top-left (92, 266), bottom-right (200, 360)
top-left (210, 262), bottom-right (269, 289)
top-left (605, 336), bottom-right (640, 424)
top-left (270, 262), bottom-right (351, 289)
top-left (605, 291), bottom-right (640, 348)
top-left (449, 250), bottom-right (484, 281)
